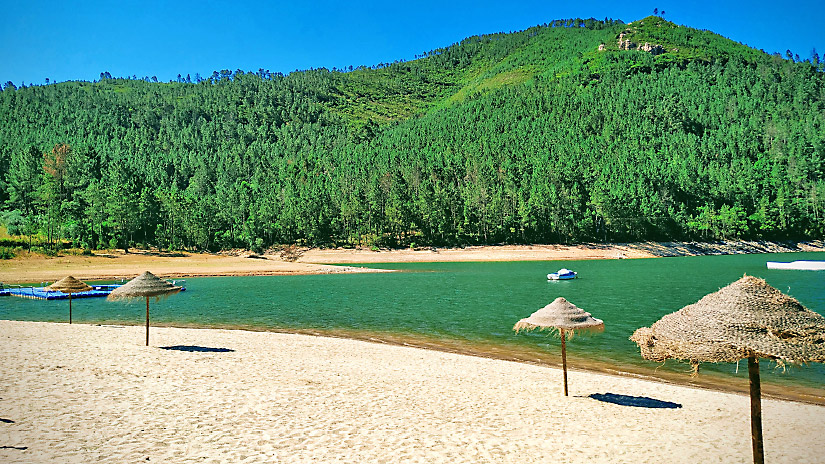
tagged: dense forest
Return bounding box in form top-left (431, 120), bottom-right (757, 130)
top-left (1, 16), bottom-right (824, 253)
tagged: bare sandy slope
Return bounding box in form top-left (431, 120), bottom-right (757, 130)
top-left (0, 244), bottom-right (643, 283)
top-left (298, 240), bottom-right (825, 263)
top-left (3, 240), bottom-right (822, 283)
top-left (298, 243), bottom-right (650, 263)
top-left (0, 250), bottom-right (387, 284)
top-left (1, 321), bottom-right (822, 464)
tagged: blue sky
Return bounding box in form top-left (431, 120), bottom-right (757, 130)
top-left (2, 0), bottom-right (822, 85)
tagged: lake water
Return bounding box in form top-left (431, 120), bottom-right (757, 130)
top-left (3, 252), bottom-right (824, 401)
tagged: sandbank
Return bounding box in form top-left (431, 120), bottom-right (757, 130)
top-left (0, 249), bottom-right (387, 284)
top-left (1, 240), bottom-right (822, 284)
top-left (1, 320), bottom-right (823, 463)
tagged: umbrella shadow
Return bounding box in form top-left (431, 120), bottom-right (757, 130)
top-left (159, 345), bottom-right (235, 353)
top-left (586, 392), bottom-right (682, 409)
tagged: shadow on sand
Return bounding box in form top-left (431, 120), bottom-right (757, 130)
top-left (587, 392), bottom-right (682, 409)
top-left (159, 345), bottom-right (235, 353)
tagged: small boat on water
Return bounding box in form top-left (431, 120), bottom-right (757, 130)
top-left (766, 261), bottom-right (825, 271)
top-left (547, 268), bottom-right (577, 280)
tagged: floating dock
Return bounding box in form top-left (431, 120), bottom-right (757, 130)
top-left (2, 284), bottom-right (121, 300)
top-left (1, 281), bottom-right (185, 300)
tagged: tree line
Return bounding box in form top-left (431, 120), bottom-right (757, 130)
top-left (1, 17), bottom-right (823, 253)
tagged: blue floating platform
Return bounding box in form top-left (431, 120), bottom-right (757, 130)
top-left (1, 282), bottom-right (185, 300)
top-left (4, 285), bottom-right (121, 300)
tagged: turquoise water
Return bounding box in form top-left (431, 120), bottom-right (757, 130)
top-left (2, 252), bottom-right (824, 396)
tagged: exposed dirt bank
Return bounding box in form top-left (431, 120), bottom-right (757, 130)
top-left (1, 240), bottom-right (822, 284)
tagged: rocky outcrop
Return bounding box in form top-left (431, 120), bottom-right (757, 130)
top-left (617, 32), bottom-right (636, 51)
top-left (639, 42), bottom-right (665, 55)
top-left (615, 31), bottom-right (665, 55)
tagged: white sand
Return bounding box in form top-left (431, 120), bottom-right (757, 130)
top-left (1, 321), bottom-right (823, 464)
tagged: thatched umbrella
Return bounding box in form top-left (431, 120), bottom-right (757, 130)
top-left (514, 297), bottom-right (604, 396)
top-left (107, 271), bottom-right (181, 346)
top-left (45, 276), bottom-right (92, 324)
top-left (631, 275), bottom-right (825, 464)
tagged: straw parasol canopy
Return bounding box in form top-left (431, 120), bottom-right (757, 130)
top-left (107, 271), bottom-right (182, 346)
top-left (108, 271), bottom-right (182, 300)
top-left (514, 297), bottom-right (604, 396)
top-left (630, 275), bottom-right (825, 464)
top-left (47, 275), bottom-right (92, 295)
top-left (45, 276), bottom-right (92, 324)
top-left (630, 275), bottom-right (825, 367)
top-left (514, 297), bottom-right (605, 334)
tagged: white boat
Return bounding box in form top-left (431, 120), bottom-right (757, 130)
top-left (766, 261), bottom-right (825, 270)
top-left (547, 268), bottom-right (577, 280)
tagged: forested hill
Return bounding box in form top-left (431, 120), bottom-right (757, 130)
top-left (1, 16), bottom-right (824, 252)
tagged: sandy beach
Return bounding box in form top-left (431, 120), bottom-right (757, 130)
top-left (3, 242), bottom-right (824, 462)
top-left (1, 320), bottom-right (823, 463)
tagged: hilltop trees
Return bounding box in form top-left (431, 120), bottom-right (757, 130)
top-left (1, 17), bottom-right (823, 251)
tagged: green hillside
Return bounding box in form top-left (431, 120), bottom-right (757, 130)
top-left (1, 16), bottom-right (823, 252)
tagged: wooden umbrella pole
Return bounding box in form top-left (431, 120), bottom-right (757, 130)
top-left (145, 296), bottom-right (150, 347)
top-left (560, 330), bottom-right (568, 397)
top-left (748, 356), bottom-right (764, 464)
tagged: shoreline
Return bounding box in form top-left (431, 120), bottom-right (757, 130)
top-left (298, 240), bottom-right (825, 264)
top-left (2, 320), bottom-right (823, 463)
top-left (1, 239), bottom-right (823, 284)
top-left (23, 319), bottom-right (825, 406)
top-left (3, 240), bottom-right (824, 409)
